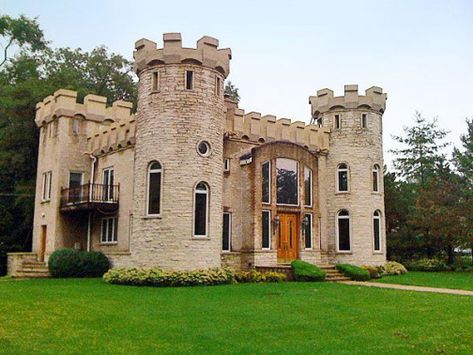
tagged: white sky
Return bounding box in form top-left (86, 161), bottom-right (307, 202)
top-left (4, 0), bottom-right (473, 166)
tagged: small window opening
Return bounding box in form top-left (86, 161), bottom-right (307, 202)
top-left (152, 71), bottom-right (159, 91)
top-left (361, 114), bottom-right (367, 129)
top-left (335, 115), bottom-right (341, 129)
top-left (185, 70), bottom-right (194, 90)
top-left (215, 76), bottom-right (221, 96)
top-left (224, 158), bottom-right (230, 172)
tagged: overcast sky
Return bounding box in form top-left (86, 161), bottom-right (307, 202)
top-left (4, 0), bottom-right (473, 165)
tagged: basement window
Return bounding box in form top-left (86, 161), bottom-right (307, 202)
top-left (185, 70), bottom-right (194, 90)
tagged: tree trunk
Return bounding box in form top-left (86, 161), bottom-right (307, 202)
top-left (446, 243), bottom-right (455, 266)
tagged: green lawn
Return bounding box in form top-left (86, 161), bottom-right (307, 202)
top-left (375, 271), bottom-right (473, 291)
top-left (0, 278), bottom-right (472, 354)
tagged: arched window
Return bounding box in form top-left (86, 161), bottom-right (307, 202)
top-left (194, 182), bottom-right (209, 237)
top-left (373, 210), bottom-right (381, 252)
top-left (337, 210), bottom-right (350, 252)
top-left (372, 164), bottom-right (380, 192)
top-left (337, 163), bottom-right (349, 192)
top-left (147, 161), bottom-right (162, 216)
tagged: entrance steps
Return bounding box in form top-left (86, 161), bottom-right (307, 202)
top-left (14, 258), bottom-right (50, 278)
top-left (255, 263), bottom-right (350, 282)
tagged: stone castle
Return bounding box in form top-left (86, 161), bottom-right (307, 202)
top-left (8, 33), bottom-right (387, 275)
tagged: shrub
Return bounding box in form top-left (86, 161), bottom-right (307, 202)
top-left (48, 248), bottom-right (110, 278)
top-left (362, 265), bottom-right (382, 279)
top-left (0, 242), bottom-right (7, 276)
top-left (234, 270), bottom-right (286, 283)
top-left (336, 264), bottom-right (371, 281)
top-left (382, 261), bottom-right (408, 275)
top-left (103, 267), bottom-right (234, 287)
top-left (291, 260), bottom-right (326, 281)
top-left (406, 258), bottom-right (448, 272)
top-left (453, 256), bottom-right (473, 272)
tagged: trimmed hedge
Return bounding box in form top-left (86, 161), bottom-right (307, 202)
top-left (103, 267), bottom-right (234, 287)
top-left (406, 258), bottom-right (447, 272)
top-left (336, 263), bottom-right (371, 281)
top-left (48, 248), bottom-right (110, 278)
top-left (235, 270), bottom-right (286, 283)
top-left (291, 260), bottom-right (326, 281)
top-left (382, 261), bottom-right (408, 275)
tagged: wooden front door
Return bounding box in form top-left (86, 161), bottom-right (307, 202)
top-left (39, 225), bottom-right (47, 262)
top-left (277, 213), bottom-right (299, 263)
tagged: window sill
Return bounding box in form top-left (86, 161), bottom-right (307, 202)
top-left (100, 242), bottom-right (118, 246)
top-left (335, 191), bottom-right (350, 195)
top-left (336, 251), bottom-right (352, 254)
top-left (192, 236), bottom-right (210, 240)
top-left (259, 249), bottom-right (272, 252)
top-left (41, 200), bottom-right (51, 204)
top-left (373, 251), bottom-right (383, 255)
top-left (371, 192), bottom-right (382, 195)
top-left (142, 215), bottom-right (162, 220)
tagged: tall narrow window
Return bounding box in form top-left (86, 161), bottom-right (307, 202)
top-left (224, 158), bottom-right (230, 172)
top-left (361, 113), bottom-right (367, 128)
top-left (147, 161), bottom-right (162, 216)
top-left (101, 217), bottom-right (118, 243)
top-left (194, 182), bottom-right (209, 237)
top-left (304, 214), bottom-right (312, 249)
top-left (276, 158), bottom-right (298, 205)
top-left (102, 167), bottom-right (114, 201)
top-left (152, 71), bottom-right (160, 91)
top-left (304, 166), bottom-right (312, 206)
top-left (69, 172), bottom-right (83, 203)
top-left (222, 212), bottom-right (231, 252)
top-left (72, 118), bottom-right (80, 135)
top-left (372, 164), bottom-right (380, 192)
top-left (337, 163), bottom-right (349, 192)
top-left (337, 210), bottom-right (350, 252)
top-left (373, 210), bottom-right (381, 252)
top-left (185, 70), bottom-right (194, 90)
top-left (335, 114), bottom-right (341, 129)
top-left (262, 161), bottom-right (271, 204)
top-left (42, 171), bottom-right (52, 202)
top-left (262, 210), bottom-right (271, 249)
top-left (215, 76), bottom-right (221, 96)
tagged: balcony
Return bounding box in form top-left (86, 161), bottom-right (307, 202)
top-left (60, 183), bottom-right (119, 213)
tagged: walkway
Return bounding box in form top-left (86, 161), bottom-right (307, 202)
top-left (341, 281), bottom-right (473, 296)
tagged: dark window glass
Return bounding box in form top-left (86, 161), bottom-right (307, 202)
top-left (262, 161), bottom-right (270, 203)
top-left (186, 70), bottom-right (193, 90)
top-left (304, 214), bottom-right (312, 249)
top-left (338, 213), bottom-right (350, 251)
top-left (114, 218), bottom-right (118, 242)
top-left (338, 164), bottom-right (348, 192)
top-left (148, 171), bottom-right (161, 215)
top-left (152, 71), bottom-right (159, 91)
top-left (276, 158), bottom-right (298, 205)
top-left (304, 167), bottom-right (312, 206)
top-left (101, 220), bottom-right (107, 243)
top-left (361, 114), bottom-right (367, 128)
top-left (222, 213), bottom-right (231, 251)
top-left (262, 211), bottom-right (270, 249)
top-left (198, 141), bottom-right (210, 156)
top-left (69, 172), bottom-right (83, 202)
top-left (194, 183), bottom-right (208, 236)
top-left (372, 165), bottom-right (380, 192)
top-left (335, 115), bottom-right (341, 129)
top-left (374, 211), bottom-right (381, 251)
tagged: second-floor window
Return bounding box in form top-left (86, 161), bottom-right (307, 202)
top-left (337, 163), bottom-right (349, 192)
top-left (185, 70), bottom-right (194, 90)
top-left (42, 171), bottom-right (52, 202)
top-left (262, 161), bottom-right (271, 204)
top-left (147, 161), bottom-right (162, 216)
top-left (102, 167), bottom-right (114, 201)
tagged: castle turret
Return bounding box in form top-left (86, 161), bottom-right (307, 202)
top-left (310, 85), bottom-right (387, 265)
top-left (131, 33), bottom-right (231, 270)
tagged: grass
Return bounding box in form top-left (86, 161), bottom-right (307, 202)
top-left (375, 271), bottom-right (473, 291)
top-left (0, 279), bottom-right (472, 354)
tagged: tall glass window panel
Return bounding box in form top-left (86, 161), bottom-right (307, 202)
top-left (194, 182), bottom-right (209, 237)
top-left (304, 166), bottom-right (312, 206)
top-left (147, 162), bottom-right (162, 215)
top-left (262, 210), bottom-right (271, 249)
top-left (337, 210), bottom-right (350, 251)
top-left (304, 214), bottom-right (312, 249)
top-left (276, 158), bottom-right (298, 205)
top-left (373, 210), bottom-right (381, 252)
top-left (372, 164), bottom-right (380, 192)
top-left (262, 161), bottom-right (270, 203)
top-left (222, 213), bottom-right (231, 252)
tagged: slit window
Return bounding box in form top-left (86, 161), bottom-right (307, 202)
top-left (304, 214), bottom-right (312, 249)
top-left (215, 76), bottom-right (221, 96)
top-left (373, 210), bottom-right (381, 252)
top-left (152, 71), bottom-right (160, 91)
top-left (304, 166), bottom-right (312, 207)
top-left (335, 115), bottom-right (341, 129)
top-left (262, 161), bottom-right (271, 204)
top-left (361, 114), bottom-right (367, 128)
top-left (185, 70), bottom-right (194, 90)
top-left (224, 158), bottom-right (230, 172)
top-left (262, 210), bottom-right (271, 249)
top-left (372, 164), bottom-right (380, 192)
top-left (222, 212), bottom-right (231, 252)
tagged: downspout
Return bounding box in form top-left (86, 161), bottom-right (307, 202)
top-left (86, 153), bottom-right (97, 252)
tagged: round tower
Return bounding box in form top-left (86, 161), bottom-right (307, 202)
top-left (309, 85), bottom-right (387, 265)
top-left (131, 33), bottom-right (231, 270)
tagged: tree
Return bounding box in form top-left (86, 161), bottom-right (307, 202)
top-left (453, 118), bottom-right (473, 184)
top-left (0, 15), bottom-right (47, 67)
top-left (390, 112), bottom-right (449, 185)
top-left (224, 81), bottom-right (240, 103)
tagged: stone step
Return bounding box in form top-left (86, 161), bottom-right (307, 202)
top-left (14, 271), bottom-right (50, 278)
top-left (21, 267), bottom-right (49, 273)
top-left (325, 276), bottom-right (351, 282)
top-left (22, 261), bottom-right (47, 267)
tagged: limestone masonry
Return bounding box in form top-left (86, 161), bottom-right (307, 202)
top-left (9, 33), bottom-right (388, 275)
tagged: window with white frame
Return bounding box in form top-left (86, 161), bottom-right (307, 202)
top-left (335, 114), bottom-right (341, 130)
top-left (372, 164), bottom-right (380, 192)
top-left (337, 163), bottom-right (349, 192)
top-left (337, 210), bottom-right (350, 252)
top-left (361, 113), bottom-right (367, 129)
top-left (152, 71), bottom-right (160, 91)
top-left (222, 212), bottom-right (231, 252)
top-left (147, 161), bottom-right (162, 216)
top-left (262, 161), bottom-right (271, 204)
top-left (224, 158), bottom-right (230, 172)
top-left (41, 171), bottom-right (52, 202)
top-left (102, 167), bottom-right (114, 201)
top-left (304, 166), bottom-right (312, 207)
top-left (185, 70), bottom-right (194, 90)
top-left (194, 182), bottom-right (209, 237)
top-left (276, 158), bottom-right (298, 205)
top-left (101, 217), bottom-right (118, 243)
top-left (262, 210), bottom-right (271, 249)
top-left (304, 213), bottom-right (312, 249)
top-left (373, 210), bottom-right (381, 252)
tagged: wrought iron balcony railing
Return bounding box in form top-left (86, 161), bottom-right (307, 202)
top-left (60, 183), bottom-right (119, 212)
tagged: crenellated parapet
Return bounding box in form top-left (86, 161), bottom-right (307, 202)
top-left (87, 115), bottom-right (136, 156)
top-left (134, 33), bottom-right (232, 77)
top-left (224, 104), bottom-right (330, 152)
top-left (35, 89), bottom-right (134, 127)
top-left (309, 85), bottom-right (387, 119)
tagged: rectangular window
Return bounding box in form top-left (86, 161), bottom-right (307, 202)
top-left (262, 161), bottom-right (271, 204)
top-left (335, 115), bottom-right (341, 129)
top-left (262, 210), bottom-right (271, 249)
top-left (374, 217), bottom-right (381, 252)
top-left (148, 169), bottom-right (162, 215)
top-left (185, 70), bottom-right (194, 90)
top-left (276, 158), bottom-right (298, 205)
top-left (224, 158), bottom-right (230, 172)
top-left (222, 212), bottom-right (231, 252)
top-left (304, 214), bottom-right (312, 249)
top-left (338, 218), bottom-right (350, 251)
top-left (152, 71), bottom-right (160, 91)
top-left (361, 114), bottom-right (367, 128)
top-left (69, 172), bottom-right (83, 203)
top-left (72, 119), bottom-right (80, 135)
top-left (304, 167), bottom-right (312, 207)
top-left (41, 171), bottom-right (52, 202)
top-left (215, 76), bottom-right (221, 96)
top-left (194, 189), bottom-right (208, 236)
top-left (101, 217), bottom-right (118, 243)
top-left (102, 167), bottom-right (114, 201)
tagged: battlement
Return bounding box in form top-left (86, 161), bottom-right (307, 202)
top-left (134, 33), bottom-right (232, 77)
top-left (309, 85), bottom-right (387, 119)
top-left (87, 115), bottom-right (136, 156)
top-left (35, 89), bottom-right (134, 127)
top-left (225, 106), bottom-right (330, 152)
